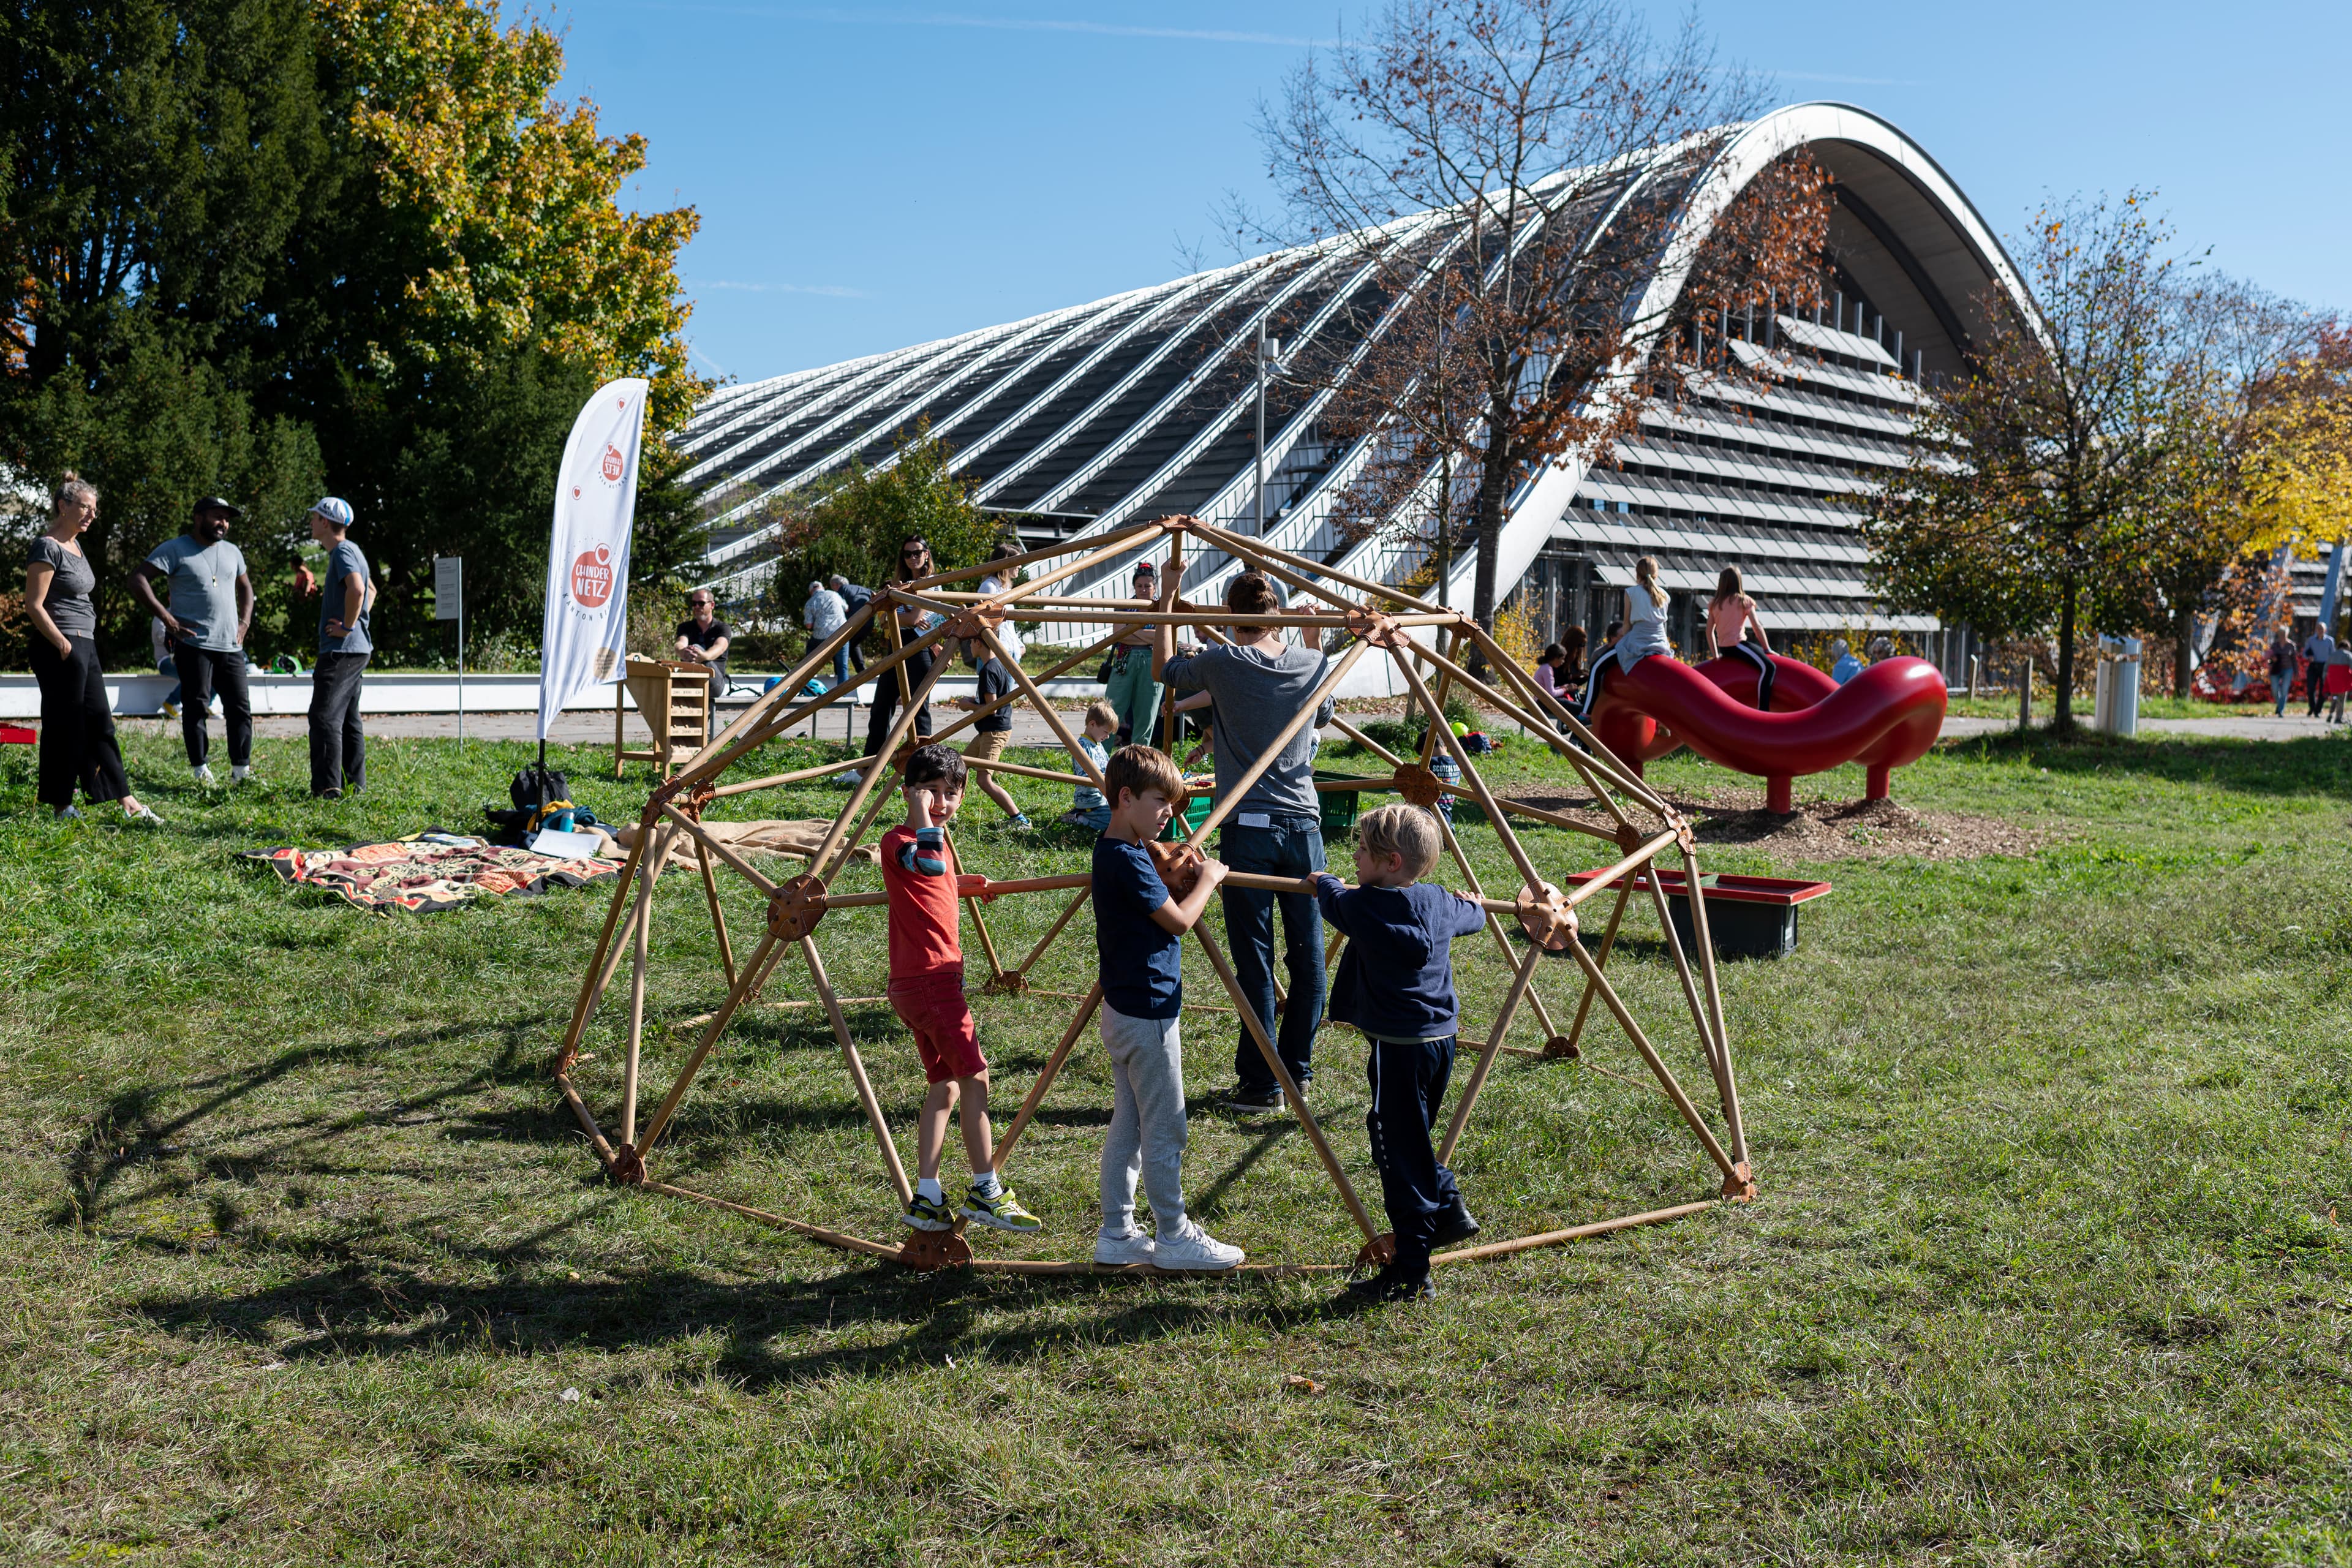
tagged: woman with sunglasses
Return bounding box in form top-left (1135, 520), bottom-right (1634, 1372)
top-left (860, 535), bottom-right (940, 772)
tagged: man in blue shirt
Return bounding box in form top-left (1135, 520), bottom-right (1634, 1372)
top-left (130, 496), bottom-right (255, 785)
top-left (305, 497), bottom-right (373, 798)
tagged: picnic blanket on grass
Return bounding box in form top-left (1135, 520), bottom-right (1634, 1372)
top-left (243, 831), bottom-right (622, 913)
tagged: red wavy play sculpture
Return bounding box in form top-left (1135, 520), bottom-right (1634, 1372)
top-left (1586, 651), bottom-right (1948, 813)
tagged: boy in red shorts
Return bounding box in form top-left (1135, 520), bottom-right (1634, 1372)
top-left (883, 743), bottom-right (1044, 1234)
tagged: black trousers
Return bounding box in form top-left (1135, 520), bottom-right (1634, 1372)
top-left (2310, 658), bottom-right (2330, 718)
top-left (172, 641), bottom-right (252, 767)
top-left (863, 644), bottom-right (933, 756)
top-left (29, 637), bottom-right (130, 809)
top-left (1724, 639), bottom-right (1777, 710)
top-left (308, 651), bottom-right (370, 793)
top-left (1366, 1035), bottom-right (1463, 1272)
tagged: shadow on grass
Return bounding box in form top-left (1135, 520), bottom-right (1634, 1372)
top-left (125, 1213), bottom-right (1371, 1387)
top-left (47, 1016), bottom-right (569, 1229)
top-left (1943, 727), bottom-right (2352, 797)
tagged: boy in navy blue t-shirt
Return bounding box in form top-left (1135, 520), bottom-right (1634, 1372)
top-left (1089, 745), bottom-right (1238, 1270)
top-left (1315, 803), bottom-right (1489, 1302)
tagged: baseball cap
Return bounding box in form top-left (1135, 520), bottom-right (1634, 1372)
top-left (193, 496), bottom-right (244, 519)
top-left (309, 496), bottom-right (354, 528)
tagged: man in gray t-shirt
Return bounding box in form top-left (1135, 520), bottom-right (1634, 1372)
top-left (132, 496), bottom-right (255, 783)
top-left (306, 497), bottom-right (374, 796)
top-left (1159, 571), bottom-right (1338, 1110)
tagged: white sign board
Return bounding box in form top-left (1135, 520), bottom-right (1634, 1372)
top-left (433, 556), bottom-right (463, 621)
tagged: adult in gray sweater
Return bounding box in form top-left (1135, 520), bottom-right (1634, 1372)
top-left (1159, 569), bottom-right (1335, 1112)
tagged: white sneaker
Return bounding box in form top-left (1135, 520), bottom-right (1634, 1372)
top-left (190, 763), bottom-right (216, 785)
top-left (1093, 1228), bottom-right (1158, 1267)
top-left (1151, 1220), bottom-right (1244, 1272)
top-left (230, 764), bottom-right (254, 783)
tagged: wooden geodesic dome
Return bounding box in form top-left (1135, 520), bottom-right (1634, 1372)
top-left (552, 515), bottom-right (1753, 1274)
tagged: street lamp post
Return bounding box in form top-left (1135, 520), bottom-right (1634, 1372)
top-left (1255, 322), bottom-right (1284, 536)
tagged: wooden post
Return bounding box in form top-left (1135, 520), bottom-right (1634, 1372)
top-left (980, 627), bottom-right (1107, 793)
top-left (1677, 845), bottom-right (1747, 1172)
top-left (1191, 926), bottom-right (1382, 1246)
top-left (801, 935), bottom-right (913, 1205)
top-left (555, 827), bottom-right (654, 1071)
top-left (1561, 878), bottom-right (1635, 1057)
top-left (988, 982), bottom-right (1102, 1174)
top-left (813, 627), bottom-right (958, 878)
top-left (942, 826), bottom-right (1008, 984)
top-left (1428, 803), bottom-right (1561, 1040)
top-left (1563, 933), bottom-right (1740, 1183)
top-left (693, 839), bottom-right (737, 991)
top-left (1014, 884), bottom-right (1093, 980)
top-left (619, 827), bottom-right (671, 1144)
top-left (1435, 940), bottom-right (1544, 1165)
top-left (1389, 649), bottom-right (1548, 896)
top-left (636, 929), bottom-right (782, 1158)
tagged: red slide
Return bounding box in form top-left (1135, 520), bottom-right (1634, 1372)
top-left (1586, 651), bottom-right (1948, 812)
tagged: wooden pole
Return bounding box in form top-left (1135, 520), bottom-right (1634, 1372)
top-left (910, 626), bottom-right (1128, 754)
top-left (1561, 878), bottom-right (1634, 1057)
top-left (1563, 832), bottom-right (1682, 912)
top-left (1015, 884), bottom-right (1094, 980)
top-left (900, 516), bottom-right (1172, 595)
top-left (813, 631), bottom-right (958, 878)
top-left (1563, 933), bottom-right (1739, 1183)
top-left (980, 627), bottom-right (1107, 793)
top-left (1191, 925), bottom-right (1381, 1245)
top-left (1185, 639), bottom-right (1370, 848)
top-left (641, 1180), bottom-right (904, 1261)
top-left (1325, 714), bottom-right (1409, 770)
top-left (1428, 1200), bottom-right (1716, 1266)
top-left (801, 935), bottom-right (913, 1205)
top-left (709, 754), bottom-right (867, 797)
top-left (1452, 622), bottom-right (1670, 818)
top-left (555, 827), bottom-right (655, 1070)
top-left (1389, 649), bottom-right (1548, 896)
top-left (988, 981), bottom-right (1101, 1174)
top-left (1677, 844), bottom-right (1747, 1171)
top-left (1428, 802), bottom-right (1561, 1040)
top-left (941, 826), bottom-right (1007, 984)
top-left (620, 827), bottom-right (672, 1144)
top-left (636, 928), bottom-right (780, 1158)
top-left (1435, 940), bottom-right (1545, 1165)
top-left (693, 840), bottom-right (737, 991)
top-left (556, 1069), bottom-right (620, 1170)
top-left (1189, 518), bottom-right (1442, 613)
top-left (660, 802), bottom-right (783, 898)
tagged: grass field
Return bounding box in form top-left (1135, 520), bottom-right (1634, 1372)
top-left (2, 716), bottom-right (2350, 1565)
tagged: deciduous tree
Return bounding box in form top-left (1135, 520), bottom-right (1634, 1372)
top-left (1867, 194), bottom-right (2198, 733)
top-left (1256, 0), bottom-right (1828, 630)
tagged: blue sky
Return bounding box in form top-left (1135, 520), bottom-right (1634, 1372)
top-left (549, 1), bottom-right (2351, 386)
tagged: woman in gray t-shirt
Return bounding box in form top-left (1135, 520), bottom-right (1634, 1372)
top-left (23, 475), bottom-right (157, 822)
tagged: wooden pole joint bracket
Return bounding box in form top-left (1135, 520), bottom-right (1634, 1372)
top-left (1721, 1162), bottom-right (1756, 1203)
top-left (1393, 764), bottom-right (1444, 808)
top-left (1345, 605), bottom-right (1408, 649)
top-left (610, 1142), bottom-right (646, 1185)
top-left (982, 970), bottom-right (1030, 997)
top-left (1665, 810), bottom-right (1697, 855)
top-left (1542, 1034), bottom-right (1581, 1060)
top-left (1515, 883), bottom-right (1577, 952)
top-left (766, 873), bottom-right (830, 943)
top-left (898, 1230), bottom-right (974, 1270)
top-left (1147, 839), bottom-right (1204, 899)
top-left (1356, 1232), bottom-right (1397, 1267)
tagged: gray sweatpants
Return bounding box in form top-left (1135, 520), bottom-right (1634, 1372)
top-left (1099, 1002), bottom-right (1189, 1234)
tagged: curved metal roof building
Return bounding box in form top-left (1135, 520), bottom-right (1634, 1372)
top-left (677, 104), bottom-right (2034, 677)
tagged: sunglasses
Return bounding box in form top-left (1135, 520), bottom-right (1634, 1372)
top-left (902, 543), bottom-right (929, 556)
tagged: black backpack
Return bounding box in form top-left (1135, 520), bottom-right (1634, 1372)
top-left (484, 764), bottom-right (596, 844)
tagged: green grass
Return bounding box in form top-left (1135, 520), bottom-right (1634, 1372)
top-left (3, 721), bottom-right (2351, 1564)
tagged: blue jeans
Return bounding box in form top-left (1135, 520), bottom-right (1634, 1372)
top-left (1217, 820), bottom-right (1326, 1092)
top-left (831, 644), bottom-right (850, 686)
top-left (1368, 1035), bottom-right (1464, 1270)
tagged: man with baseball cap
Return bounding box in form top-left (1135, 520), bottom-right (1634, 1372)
top-left (130, 496), bottom-right (256, 785)
top-left (305, 497), bottom-right (372, 798)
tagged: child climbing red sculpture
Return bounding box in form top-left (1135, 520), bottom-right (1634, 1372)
top-left (1578, 558), bottom-right (1947, 813)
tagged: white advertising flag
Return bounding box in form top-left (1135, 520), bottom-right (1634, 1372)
top-left (538, 377), bottom-right (650, 741)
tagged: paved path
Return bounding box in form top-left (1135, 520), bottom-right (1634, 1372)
top-left (127, 704), bottom-right (2343, 749)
